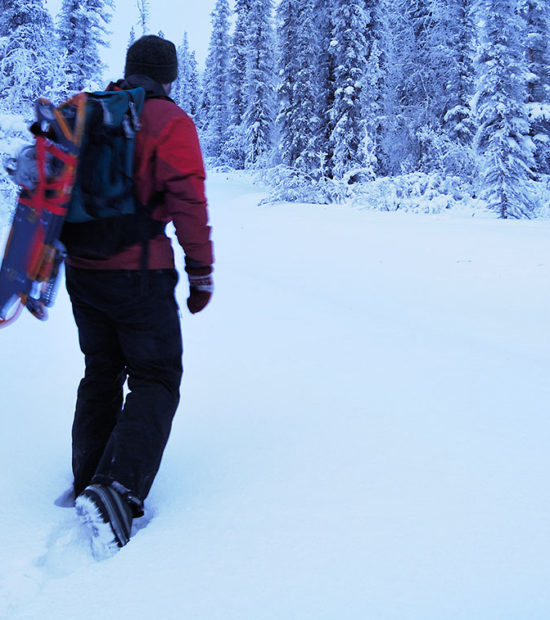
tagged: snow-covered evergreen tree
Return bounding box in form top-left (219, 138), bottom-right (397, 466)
top-left (415, 0), bottom-right (476, 174)
top-left (174, 33), bottom-right (201, 118)
top-left (186, 51), bottom-right (201, 119)
top-left (0, 0), bottom-right (57, 114)
top-left (314, 0), bottom-right (336, 177)
top-left (473, 0), bottom-right (535, 218)
top-left (200, 0), bottom-right (232, 162)
top-left (438, 0), bottom-right (476, 170)
top-left (519, 0), bottom-right (550, 175)
top-left (276, 0), bottom-right (323, 175)
top-left (242, 0), bottom-right (275, 168)
top-left (57, 0), bottom-right (114, 96)
top-left (136, 0), bottom-right (149, 36)
top-left (360, 4), bottom-right (384, 178)
top-left (224, 0), bottom-right (252, 168)
top-left (328, 0), bottom-right (370, 180)
top-left (229, 0), bottom-right (251, 128)
top-left (276, 0), bottom-right (298, 167)
top-left (174, 33), bottom-right (189, 109)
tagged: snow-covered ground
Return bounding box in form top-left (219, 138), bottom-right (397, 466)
top-left (1, 171), bottom-right (549, 619)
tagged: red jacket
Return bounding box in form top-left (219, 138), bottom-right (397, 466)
top-left (68, 87), bottom-right (213, 271)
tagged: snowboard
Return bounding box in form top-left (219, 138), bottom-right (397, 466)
top-left (0, 95), bottom-right (86, 327)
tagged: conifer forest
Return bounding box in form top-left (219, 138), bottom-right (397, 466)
top-left (1, 0), bottom-right (549, 218)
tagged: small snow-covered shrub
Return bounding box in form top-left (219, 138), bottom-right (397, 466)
top-left (349, 172), bottom-right (486, 215)
top-left (207, 164), bottom-right (236, 174)
top-left (259, 165), bottom-right (346, 205)
top-left (530, 175), bottom-right (550, 218)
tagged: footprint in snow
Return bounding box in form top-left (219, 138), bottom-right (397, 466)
top-left (34, 514), bottom-right (94, 577)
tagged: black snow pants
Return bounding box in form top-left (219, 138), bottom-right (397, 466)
top-left (66, 266), bottom-right (183, 515)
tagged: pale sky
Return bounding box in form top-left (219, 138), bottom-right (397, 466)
top-left (45, 0), bottom-right (229, 77)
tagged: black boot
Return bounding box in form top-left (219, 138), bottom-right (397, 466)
top-left (76, 483), bottom-right (133, 560)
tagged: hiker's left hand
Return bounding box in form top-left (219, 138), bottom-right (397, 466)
top-left (187, 274), bottom-right (213, 314)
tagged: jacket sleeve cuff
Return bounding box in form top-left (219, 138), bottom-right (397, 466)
top-left (185, 256), bottom-right (213, 276)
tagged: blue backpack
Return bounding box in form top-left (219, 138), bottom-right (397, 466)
top-left (60, 87), bottom-right (165, 259)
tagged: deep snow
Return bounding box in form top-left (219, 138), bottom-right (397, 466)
top-left (1, 172), bottom-right (549, 619)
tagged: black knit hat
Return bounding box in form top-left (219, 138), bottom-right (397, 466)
top-left (124, 35), bottom-right (178, 84)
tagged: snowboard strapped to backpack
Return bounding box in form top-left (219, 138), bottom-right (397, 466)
top-left (0, 86), bottom-right (164, 326)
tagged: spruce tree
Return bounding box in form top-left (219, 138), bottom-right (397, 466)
top-left (473, 0), bottom-right (535, 218)
top-left (520, 0), bottom-right (550, 174)
top-left (276, 0), bottom-right (323, 175)
top-left (314, 0), bottom-right (336, 177)
top-left (412, 0), bottom-right (476, 174)
top-left (242, 0), bottom-right (275, 168)
top-left (201, 0), bottom-right (232, 162)
top-left (224, 0), bottom-right (252, 168)
top-left (328, 0), bottom-right (370, 180)
top-left (229, 0), bottom-right (252, 127)
top-left (174, 33), bottom-right (190, 110)
top-left (57, 0), bottom-right (114, 96)
top-left (360, 5), bottom-right (384, 178)
top-left (186, 51), bottom-right (201, 119)
top-left (174, 33), bottom-right (200, 118)
top-left (136, 0), bottom-right (150, 36)
top-left (0, 0), bottom-right (57, 114)
top-left (276, 0), bottom-right (298, 167)
top-left (438, 0), bottom-right (476, 170)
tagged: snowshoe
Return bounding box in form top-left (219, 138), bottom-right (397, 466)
top-left (0, 94), bottom-right (86, 327)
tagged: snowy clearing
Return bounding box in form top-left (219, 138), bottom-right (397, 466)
top-left (1, 171), bottom-right (549, 619)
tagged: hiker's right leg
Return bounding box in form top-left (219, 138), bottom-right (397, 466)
top-left (66, 268), bottom-right (126, 497)
top-left (91, 269), bottom-right (183, 506)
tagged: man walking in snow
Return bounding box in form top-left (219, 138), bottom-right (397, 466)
top-left (65, 35), bottom-right (214, 557)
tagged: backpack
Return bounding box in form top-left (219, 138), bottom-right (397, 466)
top-left (59, 87), bottom-right (165, 259)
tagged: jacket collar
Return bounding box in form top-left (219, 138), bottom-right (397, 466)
top-left (114, 74), bottom-right (174, 102)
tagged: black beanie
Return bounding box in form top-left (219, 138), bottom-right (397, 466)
top-left (125, 35), bottom-right (178, 84)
